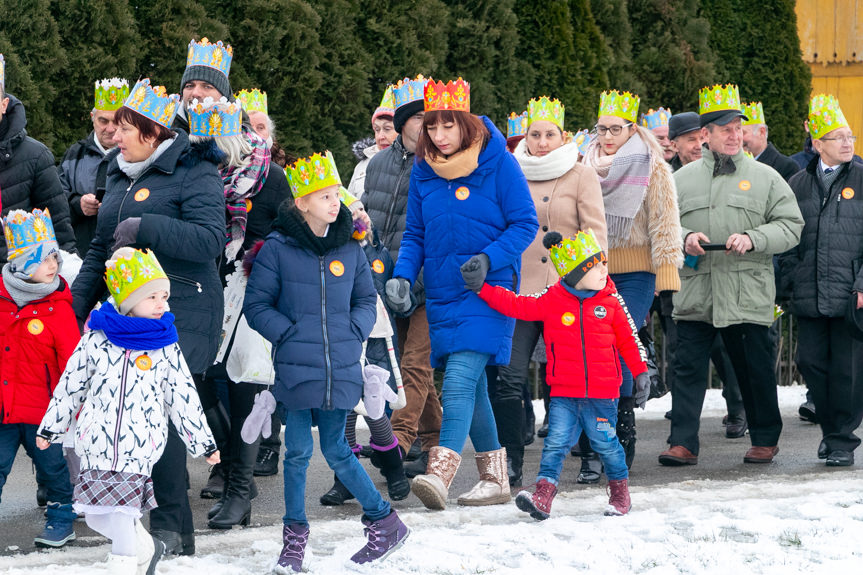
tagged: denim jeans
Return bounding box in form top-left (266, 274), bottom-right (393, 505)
top-left (438, 351), bottom-right (501, 454)
top-left (537, 397), bottom-right (628, 483)
top-left (610, 272), bottom-right (656, 397)
top-left (0, 423), bottom-right (73, 505)
top-left (281, 406), bottom-right (390, 526)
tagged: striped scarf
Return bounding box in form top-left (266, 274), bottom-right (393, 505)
top-left (223, 128), bottom-right (270, 261)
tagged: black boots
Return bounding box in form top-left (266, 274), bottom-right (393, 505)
top-left (522, 384), bottom-right (536, 447)
top-left (493, 398), bottom-right (525, 487)
top-left (320, 474), bottom-right (355, 506)
top-left (371, 444), bottom-right (410, 501)
top-left (617, 397), bottom-right (636, 469)
top-left (208, 417), bottom-right (259, 529)
top-left (403, 450), bottom-right (429, 479)
top-left (200, 405), bottom-right (231, 499)
top-left (537, 379), bottom-right (551, 438)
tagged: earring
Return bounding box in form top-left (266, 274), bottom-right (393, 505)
top-left (150, 142), bottom-right (155, 148)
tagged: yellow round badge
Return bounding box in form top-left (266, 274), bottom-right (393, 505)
top-left (561, 312), bottom-right (575, 326)
top-left (329, 261), bottom-right (345, 277)
top-left (738, 180), bottom-right (751, 191)
top-left (27, 319), bottom-right (44, 335)
top-left (842, 187), bottom-right (855, 200)
top-left (134, 188), bottom-right (150, 202)
top-left (455, 186), bottom-right (470, 200)
top-left (372, 259), bottom-right (385, 274)
top-left (245, 199), bottom-right (253, 212)
top-left (135, 355), bottom-right (152, 371)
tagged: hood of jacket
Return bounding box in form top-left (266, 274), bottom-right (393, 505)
top-left (0, 95), bottom-right (28, 154)
top-left (352, 136), bottom-right (376, 160)
top-left (272, 200), bottom-right (354, 256)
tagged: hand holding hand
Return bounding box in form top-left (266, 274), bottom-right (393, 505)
top-left (684, 232), bottom-right (710, 256)
top-left (36, 437), bottom-right (51, 450)
top-left (385, 278), bottom-right (412, 314)
top-left (460, 253), bottom-right (490, 293)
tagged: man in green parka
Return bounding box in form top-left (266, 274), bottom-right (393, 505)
top-left (659, 84), bottom-right (804, 467)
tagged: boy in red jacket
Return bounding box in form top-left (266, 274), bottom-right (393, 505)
top-left (463, 229), bottom-right (648, 518)
top-left (0, 209), bottom-right (80, 547)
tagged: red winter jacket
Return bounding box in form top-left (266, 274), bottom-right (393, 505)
top-left (479, 278), bottom-right (647, 399)
top-left (0, 278), bottom-right (80, 425)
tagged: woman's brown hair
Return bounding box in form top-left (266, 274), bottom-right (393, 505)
top-left (114, 106), bottom-right (176, 146)
top-left (416, 110), bottom-right (489, 161)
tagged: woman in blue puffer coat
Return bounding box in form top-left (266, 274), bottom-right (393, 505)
top-left (386, 78), bottom-right (538, 510)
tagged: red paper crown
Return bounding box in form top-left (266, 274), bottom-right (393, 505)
top-left (424, 77), bottom-right (470, 113)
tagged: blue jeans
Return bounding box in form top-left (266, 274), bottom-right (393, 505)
top-left (610, 272), bottom-right (656, 397)
top-left (281, 407), bottom-right (390, 526)
top-left (0, 423), bottom-right (73, 505)
top-left (439, 351), bottom-right (501, 453)
top-left (537, 397), bottom-right (628, 483)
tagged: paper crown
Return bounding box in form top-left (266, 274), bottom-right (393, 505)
top-left (3, 208), bottom-right (57, 261)
top-left (528, 96), bottom-right (565, 131)
top-left (94, 78), bottom-right (129, 112)
top-left (186, 38), bottom-right (232, 78)
top-left (339, 186), bottom-right (360, 207)
top-left (640, 107), bottom-right (672, 130)
top-left (598, 90), bottom-right (640, 123)
top-left (808, 94), bottom-right (849, 140)
top-left (741, 102), bottom-right (765, 126)
top-left (373, 85), bottom-right (395, 120)
top-left (104, 249), bottom-right (168, 306)
top-left (424, 77), bottom-right (470, 113)
top-left (235, 88), bottom-right (267, 115)
top-left (698, 84), bottom-right (742, 116)
top-left (393, 75), bottom-right (427, 110)
top-left (123, 79), bottom-right (180, 128)
top-left (188, 97), bottom-right (242, 137)
top-left (0, 53), bottom-right (5, 95)
top-left (574, 129), bottom-right (593, 156)
top-left (548, 229), bottom-right (605, 278)
top-left (507, 111), bottom-right (528, 139)
top-left (286, 151), bottom-right (342, 199)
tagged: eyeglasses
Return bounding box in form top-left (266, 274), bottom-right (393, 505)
top-left (594, 123), bottom-right (633, 136)
top-left (821, 135), bottom-right (857, 143)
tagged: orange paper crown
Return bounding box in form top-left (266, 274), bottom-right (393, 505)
top-left (424, 77), bottom-right (470, 113)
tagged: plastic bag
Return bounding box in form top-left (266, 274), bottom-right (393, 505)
top-left (226, 315), bottom-right (275, 385)
top-left (639, 326), bottom-right (668, 400)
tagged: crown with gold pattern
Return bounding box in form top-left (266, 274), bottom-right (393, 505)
top-left (424, 77), bottom-right (470, 113)
top-left (598, 90), bottom-right (640, 123)
top-left (507, 111), bottom-right (527, 139)
top-left (698, 84), bottom-right (742, 116)
top-left (286, 151), bottom-right (342, 199)
top-left (373, 85), bottom-right (395, 122)
top-left (3, 209), bottom-right (57, 261)
top-left (640, 107), bottom-right (671, 130)
top-left (188, 97), bottom-right (242, 138)
top-left (393, 75), bottom-right (427, 110)
top-left (741, 102), bottom-right (765, 126)
top-left (528, 96), bottom-right (565, 131)
top-left (574, 129), bottom-right (593, 156)
top-left (104, 248), bottom-right (168, 305)
top-left (123, 79), bottom-right (180, 128)
top-left (235, 88), bottom-right (267, 115)
top-left (0, 53), bottom-right (5, 95)
top-left (808, 94), bottom-right (849, 140)
top-left (186, 38), bottom-right (232, 78)
top-left (548, 229), bottom-right (606, 278)
top-left (94, 78), bottom-right (129, 112)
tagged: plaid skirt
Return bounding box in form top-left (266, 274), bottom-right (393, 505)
top-left (74, 469), bottom-right (158, 511)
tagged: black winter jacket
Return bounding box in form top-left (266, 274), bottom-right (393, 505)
top-left (779, 156), bottom-right (863, 318)
top-left (58, 131), bottom-right (111, 257)
top-left (757, 142), bottom-right (800, 183)
top-left (72, 131), bottom-right (226, 374)
top-left (0, 95), bottom-right (77, 263)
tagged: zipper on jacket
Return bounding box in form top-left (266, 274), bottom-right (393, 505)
top-left (112, 350), bottom-right (131, 469)
top-left (44, 364), bottom-right (52, 396)
top-left (579, 300), bottom-right (589, 397)
top-left (382, 150), bottom-right (409, 247)
top-left (117, 170), bottom-right (156, 226)
top-left (167, 273), bottom-right (203, 293)
top-left (319, 257), bottom-right (333, 409)
top-left (550, 342), bottom-right (556, 377)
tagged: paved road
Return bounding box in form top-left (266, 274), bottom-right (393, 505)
top-left (0, 404), bottom-right (829, 556)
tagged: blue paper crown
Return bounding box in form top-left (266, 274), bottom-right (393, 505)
top-left (3, 208), bottom-right (57, 260)
top-left (393, 75), bottom-right (427, 110)
top-left (123, 79), bottom-right (180, 128)
top-left (186, 38), bottom-right (232, 78)
top-left (574, 129), bottom-right (593, 156)
top-left (507, 111), bottom-right (528, 139)
top-left (640, 107), bottom-right (672, 130)
top-left (188, 97), bottom-right (242, 137)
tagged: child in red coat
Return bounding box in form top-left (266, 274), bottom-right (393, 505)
top-left (0, 209), bottom-right (80, 547)
top-left (463, 229), bottom-right (648, 518)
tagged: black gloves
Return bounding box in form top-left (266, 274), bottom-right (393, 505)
top-left (112, 217), bottom-right (141, 252)
top-left (460, 253), bottom-right (490, 293)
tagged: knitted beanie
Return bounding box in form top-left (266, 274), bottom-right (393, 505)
top-left (394, 99), bottom-right (424, 133)
top-left (181, 65), bottom-right (231, 99)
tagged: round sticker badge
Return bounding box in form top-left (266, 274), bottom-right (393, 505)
top-left (842, 187), bottom-right (855, 200)
top-left (455, 186), bottom-right (470, 200)
top-left (372, 259), bottom-right (385, 274)
top-left (27, 319), bottom-right (44, 335)
top-left (594, 306), bottom-right (607, 319)
top-left (134, 188), bottom-right (150, 202)
top-left (245, 199), bottom-right (253, 212)
top-left (738, 180), bottom-right (751, 191)
top-left (135, 355), bottom-right (152, 371)
top-left (561, 312), bottom-right (575, 326)
top-left (329, 261), bottom-right (345, 277)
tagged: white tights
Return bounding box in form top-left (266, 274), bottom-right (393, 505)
top-left (84, 511), bottom-right (137, 556)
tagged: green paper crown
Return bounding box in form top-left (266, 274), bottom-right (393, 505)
top-left (548, 229), bottom-right (605, 278)
top-left (808, 94), bottom-right (849, 140)
top-left (374, 85), bottom-right (395, 117)
top-left (741, 101), bottom-right (764, 126)
top-left (699, 84), bottom-right (742, 116)
top-left (95, 78), bottom-right (129, 112)
top-left (528, 96), bottom-right (565, 131)
top-left (104, 249), bottom-right (167, 306)
top-left (235, 88), bottom-right (267, 115)
top-left (286, 151), bottom-right (342, 199)
top-left (0, 53), bottom-right (5, 96)
top-left (598, 90), bottom-right (640, 123)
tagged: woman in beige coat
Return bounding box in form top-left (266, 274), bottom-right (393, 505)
top-left (494, 96), bottom-right (607, 486)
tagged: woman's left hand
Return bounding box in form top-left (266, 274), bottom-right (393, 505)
top-left (460, 254), bottom-right (490, 293)
top-left (112, 217), bottom-right (142, 252)
top-left (206, 450), bottom-right (221, 465)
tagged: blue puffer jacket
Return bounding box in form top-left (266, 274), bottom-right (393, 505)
top-left (244, 203), bottom-right (377, 411)
top-left (393, 116), bottom-right (538, 367)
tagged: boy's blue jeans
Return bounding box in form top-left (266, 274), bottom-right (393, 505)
top-left (537, 397), bottom-right (628, 484)
top-left (438, 351), bottom-right (501, 454)
top-left (0, 423), bottom-right (73, 505)
top-left (281, 407), bottom-right (390, 526)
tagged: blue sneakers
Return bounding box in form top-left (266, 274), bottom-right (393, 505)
top-left (33, 502), bottom-right (77, 548)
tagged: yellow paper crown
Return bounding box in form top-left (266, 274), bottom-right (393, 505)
top-left (3, 208), bottom-right (57, 260)
top-left (235, 88), bottom-right (267, 115)
top-left (104, 249), bottom-right (168, 306)
top-left (548, 229), bottom-right (605, 278)
top-left (598, 90), bottom-right (640, 123)
top-left (186, 37), bottom-right (232, 78)
top-left (424, 77), bottom-right (470, 113)
top-left (808, 94), bottom-right (849, 140)
top-left (528, 96), bottom-right (565, 131)
top-left (698, 84), bottom-right (742, 116)
top-left (373, 85), bottom-right (395, 120)
top-left (286, 151), bottom-right (342, 199)
top-left (188, 97), bottom-right (242, 138)
top-left (741, 102), bottom-right (765, 126)
top-left (123, 79), bottom-right (180, 128)
top-left (0, 53), bottom-right (5, 95)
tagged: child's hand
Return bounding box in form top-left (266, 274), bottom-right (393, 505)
top-left (206, 450), bottom-right (221, 465)
top-left (36, 437), bottom-right (51, 450)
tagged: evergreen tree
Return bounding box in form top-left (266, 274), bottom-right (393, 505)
top-left (590, 0), bottom-right (641, 94)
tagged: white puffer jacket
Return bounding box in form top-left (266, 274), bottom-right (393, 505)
top-left (38, 330), bottom-right (215, 476)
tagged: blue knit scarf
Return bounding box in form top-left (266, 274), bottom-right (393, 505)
top-left (89, 302), bottom-right (178, 350)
